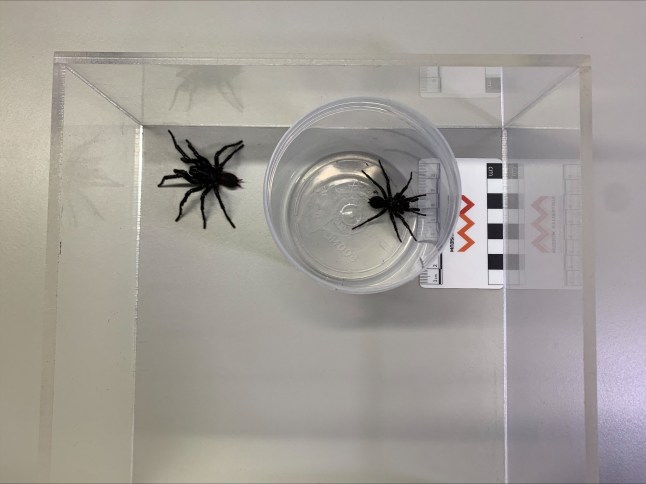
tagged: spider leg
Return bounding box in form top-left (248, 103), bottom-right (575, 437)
top-left (405, 194), bottom-right (427, 202)
top-left (175, 186), bottom-right (203, 222)
top-left (199, 187), bottom-right (210, 229)
top-left (158, 174), bottom-right (183, 187)
top-left (172, 169), bottom-right (198, 182)
top-left (395, 212), bottom-right (418, 242)
top-left (388, 210), bottom-right (402, 242)
top-left (361, 170), bottom-right (388, 199)
top-left (168, 81), bottom-right (183, 110)
top-left (219, 143), bottom-right (244, 168)
top-left (408, 207), bottom-right (427, 216)
top-left (78, 190), bottom-right (104, 220)
top-left (213, 186), bottom-right (236, 229)
top-left (187, 88), bottom-right (194, 111)
top-left (378, 160), bottom-right (393, 197)
top-left (214, 140), bottom-right (244, 166)
top-left (351, 208), bottom-right (388, 230)
top-left (158, 168), bottom-right (198, 186)
top-left (396, 172), bottom-right (414, 197)
top-left (187, 144), bottom-right (213, 170)
top-left (168, 130), bottom-right (191, 160)
top-left (184, 139), bottom-right (205, 160)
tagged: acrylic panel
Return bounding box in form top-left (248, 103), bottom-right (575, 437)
top-left (44, 54), bottom-right (594, 483)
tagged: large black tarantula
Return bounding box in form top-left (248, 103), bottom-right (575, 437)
top-left (158, 130), bottom-right (244, 229)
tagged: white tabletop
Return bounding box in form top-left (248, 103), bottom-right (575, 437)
top-left (1, 2), bottom-right (645, 482)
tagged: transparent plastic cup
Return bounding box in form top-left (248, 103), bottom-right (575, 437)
top-left (264, 97), bottom-right (461, 293)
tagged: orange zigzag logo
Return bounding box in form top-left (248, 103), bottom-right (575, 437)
top-left (531, 196), bottom-right (551, 253)
top-left (457, 195), bottom-right (475, 252)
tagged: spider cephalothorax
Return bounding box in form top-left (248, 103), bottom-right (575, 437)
top-left (352, 159), bottom-right (426, 242)
top-left (158, 130), bottom-right (244, 229)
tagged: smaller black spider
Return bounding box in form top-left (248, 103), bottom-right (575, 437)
top-left (158, 130), bottom-right (244, 229)
top-left (352, 160), bottom-right (426, 242)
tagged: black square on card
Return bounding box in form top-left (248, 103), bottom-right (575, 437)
top-left (506, 254), bottom-right (521, 270)
top-left (507, 224), bottom-right (520, 239)
top-left (487, 193), bottom-right (503, 209)
top-left (488, 254), bottom-right (504, 270)
top-left (506, 193), bottom-right (520, 209)
top-left (487, 163), bottom-right (503, 179)
top-left (488, 223), bottom-right (503, 239)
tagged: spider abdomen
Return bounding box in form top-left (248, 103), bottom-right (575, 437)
top-left (219, 171), bottom-right (242, 189)
top-left (369, 196), bottom-right (386, 209)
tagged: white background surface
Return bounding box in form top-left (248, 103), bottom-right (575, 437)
top-left (1, 1), bottom-right (645, 482)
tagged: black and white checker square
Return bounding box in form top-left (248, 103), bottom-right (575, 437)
top-left (487, 163), bottom-right (504, 284)
top-left (486, 162), bottom-right (522, 285)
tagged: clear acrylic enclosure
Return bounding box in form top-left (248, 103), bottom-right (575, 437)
top-left (43, 53), bottom-right (595, 483)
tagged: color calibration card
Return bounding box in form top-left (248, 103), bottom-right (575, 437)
top-left (420, 158), bottom-right (582, 290)
top-left (517, 160), bottom-right (582, 289)
top-left (420, 159), bottom-right (504, 289)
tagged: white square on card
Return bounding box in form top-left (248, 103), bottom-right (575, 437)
top-left (488, 270), bottom-right (504, 285)
top-left (506, 209), bottom-right (520, 224)
top-left (487, 178), bottom-right (503, 193)
top-left (507, 270), bottom-right (521, 285)
top-left (488, 239), bottom-right (504, 254)
top-left (487, 209), bottom-right (503, 223)
top-left (505, 179), bottom-right (520, 193)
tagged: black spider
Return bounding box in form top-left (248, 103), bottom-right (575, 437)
top-left (158, 130), bottom-right (244, 229)
top-left (352, 160), bottom-right (426, 242)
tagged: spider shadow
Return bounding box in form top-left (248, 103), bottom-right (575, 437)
top-left (62, 131), bottom-right (124, 227)
top-left (167, 65), bottom-right (244, 112)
